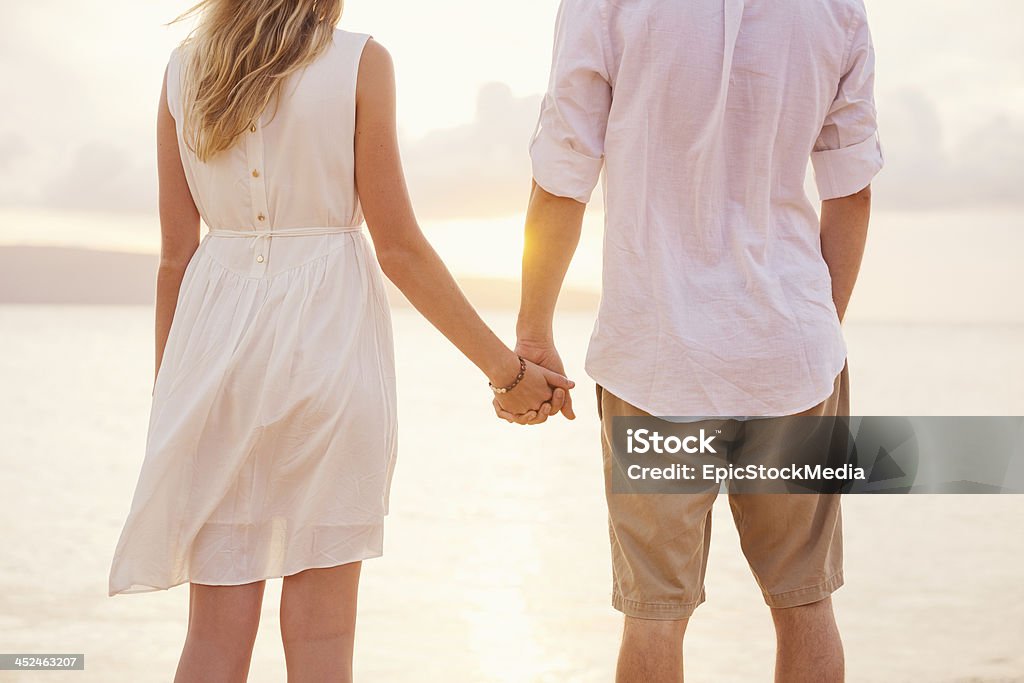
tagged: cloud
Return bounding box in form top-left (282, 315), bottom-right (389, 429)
top-left (949, 114), bottom-right (1024, 207)
top-left (871, 87), bottom-right (1024, 209)
top-left (0, 133), bottom-right (29, 172)
top-left (39, 141), bottom-right (155, 213)
top-left (400, 82), bottom-right (543, 220)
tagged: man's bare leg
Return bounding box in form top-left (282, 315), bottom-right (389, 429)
top-left (771, 596), bottom-right (844, 683)
top-left (616, 616), bottom-right (688, 683)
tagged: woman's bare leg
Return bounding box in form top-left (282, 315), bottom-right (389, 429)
top-left (174, 580), bottom-right (266, 683)
top-left (280, 562), bottom-right (362, 683)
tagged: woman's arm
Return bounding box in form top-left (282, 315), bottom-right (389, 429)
top-left (154, 65), bottom-right (200, 393)
top-left (353, 38), bottom-right (571, 419)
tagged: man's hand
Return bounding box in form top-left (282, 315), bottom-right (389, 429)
top-left (516, 339), bottom-right (576, 420)
top-left (492, 339), bottom-right (576, 425)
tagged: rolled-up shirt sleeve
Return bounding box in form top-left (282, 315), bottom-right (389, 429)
top-left (529, 0), bottom-right (612, 204)
top-left (810, 4), bottom-right (884, 200)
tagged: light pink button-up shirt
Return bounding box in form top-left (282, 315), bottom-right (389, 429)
top-left (530, 0), bottom-right (884, 417)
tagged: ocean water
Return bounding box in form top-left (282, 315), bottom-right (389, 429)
top-left (0, 305), bottom-right (1022, 682)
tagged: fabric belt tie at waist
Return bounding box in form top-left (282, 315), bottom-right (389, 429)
top-left (207, 225), bottom-right (364, 255)
top-left (208, 225), bottom-right (363, 237)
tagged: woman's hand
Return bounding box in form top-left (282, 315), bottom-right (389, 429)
top-left (490, 356), bottom-right (574, 425)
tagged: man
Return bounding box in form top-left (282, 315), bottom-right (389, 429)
top-left (496, 0), bottom-right (883, 681)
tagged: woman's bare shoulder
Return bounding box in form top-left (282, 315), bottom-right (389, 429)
top-left (359, 37), bottom-right (393, 76)
top-left (356, 35), bottom-right (395, 101)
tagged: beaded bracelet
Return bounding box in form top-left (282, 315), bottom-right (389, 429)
top-left (489, 355), bottom-right (527, 394)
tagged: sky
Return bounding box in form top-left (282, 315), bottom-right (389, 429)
top-left (0, 0), bottom-right (1022, 222)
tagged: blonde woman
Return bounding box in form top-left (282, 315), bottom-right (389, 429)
top-left (107, 0), bottom-right (574, 680)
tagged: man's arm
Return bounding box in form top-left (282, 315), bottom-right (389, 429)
top-left (508, 181), bottom-right (587, 421)
top-left (811, 4), bottom-right (880, 324)
top-left (516, 181), bottom-right (586, 346)
top-left (819, 184), bottom-right (871, 323)
top-left (502, 0), bottom-right (611, 423)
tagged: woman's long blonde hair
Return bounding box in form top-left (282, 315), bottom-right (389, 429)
top-left (169, 0), bottom-right (343, 162)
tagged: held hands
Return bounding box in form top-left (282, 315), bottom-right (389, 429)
top-left (491, 340), bottom-right (577, 426)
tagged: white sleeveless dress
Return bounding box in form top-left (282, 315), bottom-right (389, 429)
top-left (108, 29), bottom-right (398, 596)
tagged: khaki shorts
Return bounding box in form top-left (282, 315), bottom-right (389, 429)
top-left (597, 361), bottom-right (849, 620)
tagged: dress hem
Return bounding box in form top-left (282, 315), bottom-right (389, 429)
top-left (108, 547), bottom-right (384, 597)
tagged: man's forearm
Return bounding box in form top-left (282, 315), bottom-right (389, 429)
top-left (516, 181), bottom-right (587, 342)
top-left (819, 185), bottom-right (872, 323)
